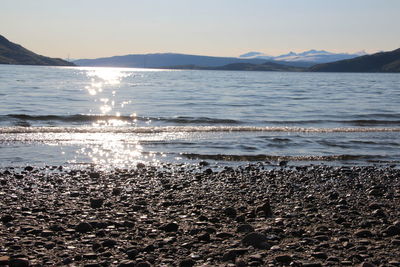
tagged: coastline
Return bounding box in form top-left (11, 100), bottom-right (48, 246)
top-left (1, 164), bottom-right (399, 266)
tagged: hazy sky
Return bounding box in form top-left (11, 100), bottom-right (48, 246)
top-left (2, 0), bottom-right (400, 59)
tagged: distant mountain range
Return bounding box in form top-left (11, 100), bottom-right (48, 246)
top-left (0, 35), bottom-right (74, 66)
top-left (239, 49), bottom-right (367, 64)
top-left (1, 33), bottom-right (398, 72)
top-left (161, 62), bottom-right (303, 72)
top-left (73, 53), bottom-right (292, 68)
top-left (310, 48), bottom-right (400, 72)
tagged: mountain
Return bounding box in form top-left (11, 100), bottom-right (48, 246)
top-left (240, 49), bottom-right (366, 64)
top-left (73, 53), bottom-right (271, 68)
top-left (309, 48), bottom-right (400, 72)
top-left (0, 34), bottom-right (74, 66)
top-left (239, 51), bottom-right (273, 59)
top-left (161, 61), bottom-right (304, 72)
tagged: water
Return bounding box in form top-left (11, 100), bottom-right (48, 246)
top-left (0, 65), bottom-right (399, 168)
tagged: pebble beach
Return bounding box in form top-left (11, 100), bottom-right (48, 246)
top-left (1, 164), bottom-right (399, 267)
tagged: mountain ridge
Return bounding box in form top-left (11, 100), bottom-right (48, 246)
top-left (239, 49), bottom-right (367, 64)
top-left (0, 35), bottom-right (74, 66)
top-left (310, 48), bottom-right (400, 72)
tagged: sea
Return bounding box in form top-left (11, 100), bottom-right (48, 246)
top-left (0, 65), bottom-right (399, 169)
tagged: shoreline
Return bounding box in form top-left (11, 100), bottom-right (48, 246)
top-left (1, 164), bottom-right (399, 266)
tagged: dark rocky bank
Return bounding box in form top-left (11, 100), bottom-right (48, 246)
top-left (0, 164), bottom-right (399, 266)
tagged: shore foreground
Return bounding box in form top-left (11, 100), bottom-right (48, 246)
top-left (1, 164), bottom-right (399, 266)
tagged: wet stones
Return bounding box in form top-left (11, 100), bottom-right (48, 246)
top-left (0, 165), bottom-right (399, 266)
top-left (24, 166), bottom-right (33, 172)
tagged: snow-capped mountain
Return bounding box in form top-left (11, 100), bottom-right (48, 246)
top-left (240, 50), bottom-right (367, 64)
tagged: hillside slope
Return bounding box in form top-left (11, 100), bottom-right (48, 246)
top-left (309, 48), bottom-right (400, 72)
top-left (0, 35), bottom-right (74, 66)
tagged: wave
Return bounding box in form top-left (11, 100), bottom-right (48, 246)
top-left (2, 114), bottom-right (240, 125)
top-left (263, 119), bottom-right (400, 126)
top-left (182, 153), bottom-right (386, 162)
top-left (0, 126), bottom-right (399, 134)
top-left (3, 114), bottom-right (400, 126)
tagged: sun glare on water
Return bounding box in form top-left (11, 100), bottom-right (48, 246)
top-left (71, 67), bottom-right (169, 167)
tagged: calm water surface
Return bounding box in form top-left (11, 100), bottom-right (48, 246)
top-left (0, 65), bottom-right (399, 168)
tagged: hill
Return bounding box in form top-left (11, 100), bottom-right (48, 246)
top-left (0, 35), bottom-right (74, 66)
top-left (309, 48), bottom-right (400, 72)
top-left (73, 53), bottom-right (271, 68)
top-left (163, 62), bottom-right (303, 72)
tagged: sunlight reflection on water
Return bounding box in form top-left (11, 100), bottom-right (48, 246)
top-left (77, 67), bottom-right (171, 167)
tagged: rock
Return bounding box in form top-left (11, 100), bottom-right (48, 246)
top-left (204, 168), bottom-right (213, 175)
top-left (126, 248), bottom-right (139, 259)
top-left (84, 264), bottom-right (101, 267)
top-left (237, 224), bottom-right (254, 233)
top-left (102, 239), bottom-right (117, 248)
top-left (40, 230), bottom-right (54, 237)
top-left (383, 225), bottom-right (400, 236)
top-left (24, 166), bottom-right (33, 172)
top-left (199, 161), bottom-right (209, 167)
top-left (223, 250), bottom-right (238, 261)
top-left (198, 232), bottom-right (211, 242)
top-left (112, 187), bottom-right (122, 196)
top-left (136, 162), bottom-right (146, 169)
top-left (274, 254), bottom-right (292, 264)
top-left (76, 222), bottom-right (93, 233)
top-left (311, 252), bottom-right (327, 260)
top-left (223, 207), bottom-right (237, 218)
top-left (301, 263), bottom-right (322, 267)
top-left (90, 198), bottom-right (104, 209)
top-left (242, 232), bottom-right (269, 249)
top-left (1, 215), bottom-right (14, 224)
top-left (354, 229), bottom-right (374, 238)
top-left (216, 232), bottom-right (234, 239)
top-left (235, 258), bottom-right (247, 267)
top-left (255, 199), bottom-right (273, 217)
top-left (179, 259), bottom-right (196, 267)
top-left (8, 258), bottom-right (30, 267)
top-left (359, 262), bottom-right (377, 267)
top-left (392, 239), bottom-right (400, 245)
top-left (117, 260), bottom-right (135, 267)
top-left (0, 256), bottom-right (10, 265)
top-left (89, 172), bottom-right (100, 178)
top-left (160, 222), bottom-right (179, 232)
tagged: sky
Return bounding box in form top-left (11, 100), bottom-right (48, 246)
top-left (1, 0), bottom-right (400, 59)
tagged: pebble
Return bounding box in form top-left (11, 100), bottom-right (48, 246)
top-left (354, 229), bottom-right (374, 238)
top-left (160, 222), bottom-right (179, 232)
top-left (90, 198), bottom-right (104, 209)
top-left (8, 258), bottom-right (30, 267)
top-left (237, 224), bottom-right (254, 233)
top-left (242, 232), bottom-right (269, 249)
top-left (76, 222), bottom-right (93, 233)
top-left (274, 254), bottom-right (292, 264)
top-left (0, 165), bottom-right (399, 266)
top-left (179, 259), bottom-right (196, 267)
